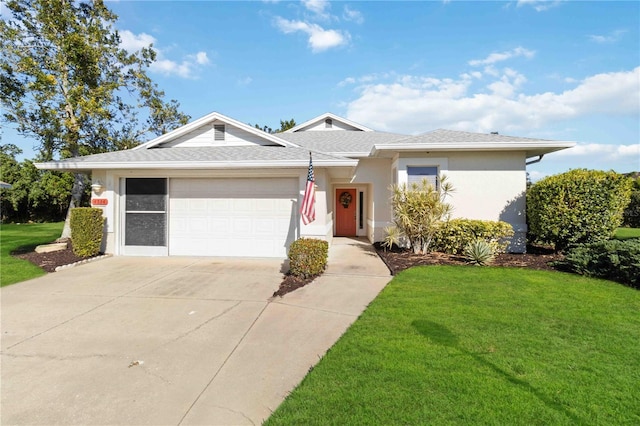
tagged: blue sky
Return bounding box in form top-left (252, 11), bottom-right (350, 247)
top-left (4, 0), bottom-right (639, 179)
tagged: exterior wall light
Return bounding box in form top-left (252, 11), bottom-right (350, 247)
top-left (91, 181), bottom-right (104, 194)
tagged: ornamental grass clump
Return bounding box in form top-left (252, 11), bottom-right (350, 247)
top-left (389, 176), bottom-right (454, 254)
top-left (463, 239), bottom-right (495, 266)
top-left (288, 238), bottom-right (328, 278)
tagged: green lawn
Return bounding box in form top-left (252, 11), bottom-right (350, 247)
top-left (266, 266), bottom-right (640, 425)
top-left (615, 227), bottom-right (640, 240)
top-left (0, 222), bottom-right (64, 287)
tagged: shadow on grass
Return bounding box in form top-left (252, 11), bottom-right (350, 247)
top-left (10, 243), bottom-right (42, 255)
top-left (412, 320), bottom-right (583, 424)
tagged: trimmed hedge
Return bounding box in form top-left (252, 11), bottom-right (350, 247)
top-left (527, 169), bottom-right (633, 251)
top-left (70, 207), bottom-right (105, 257)
top-left (555, 239), bottom-right (640, 289)
top-left (288, 238), bottom-right (329, 278)
top-left (433, 219), bottom-right (514, 254)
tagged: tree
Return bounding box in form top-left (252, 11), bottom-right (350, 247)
top-left (386, 177), bottom-right (454, 254)
top-left (248, 118), bottom-right (296, 134)
top-left (527, 169), bottom-right (633, 251)
top-left (0, 0), bottom-right (189, 236)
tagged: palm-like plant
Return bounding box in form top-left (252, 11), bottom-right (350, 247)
top-left (463, 239), bottom-right (495, 266)
top-left (389, 176), bottom-right (454, 254)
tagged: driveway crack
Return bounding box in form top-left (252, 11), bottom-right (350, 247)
top-left (177, 301), bottom-right (270, 425)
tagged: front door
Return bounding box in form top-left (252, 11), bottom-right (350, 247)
top-left (335, 188), bottom-right (356, 236)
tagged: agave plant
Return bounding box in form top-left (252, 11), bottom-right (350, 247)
top-left (463, 239), bottom-right (495, 266)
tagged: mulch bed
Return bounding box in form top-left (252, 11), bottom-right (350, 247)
top-left (13, 240), bottom-right (97, 273)
top-left (373, 242), bottom-right (563, 275)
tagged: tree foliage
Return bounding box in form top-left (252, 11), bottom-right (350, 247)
top-left (249, 118), bottom-right (296, 134)
top-left (0, 0), bottom-right (189, 233)
top-left (386, 177), bottom-right (454, 254)
top-left (1, 144), bottom-right (78, 222)
top-left (527, 169), bottom-right (633, 251)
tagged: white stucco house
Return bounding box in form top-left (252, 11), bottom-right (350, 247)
top-left (36, 112), bottom-right (574, 257)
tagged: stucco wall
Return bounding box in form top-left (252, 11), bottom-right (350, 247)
top-left (351, 158), bottom-right (393, 242)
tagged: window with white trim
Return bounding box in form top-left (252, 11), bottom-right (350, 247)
top-left (214, 124), bottom-right (225, 141)
top-left (407, 166), bottom-right (438, 190)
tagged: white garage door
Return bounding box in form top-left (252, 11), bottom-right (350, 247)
top-left (169, 178), bottom-right (298, 257)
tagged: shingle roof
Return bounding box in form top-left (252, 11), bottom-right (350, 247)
top-left (390, 129), bottom-right (553, 144)
top-left (276, 131), bottom-right (407, 155)
top-left (37, 146), bottom-right (355, 170)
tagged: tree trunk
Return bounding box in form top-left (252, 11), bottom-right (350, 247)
top-left (60, 172), bottom-right (87, 239)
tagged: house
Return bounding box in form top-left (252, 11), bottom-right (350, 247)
top-left (36, 112), bottom-right (574, 257)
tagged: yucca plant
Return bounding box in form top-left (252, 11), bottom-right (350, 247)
top-left (382, 225), bottom-right (401, 251)
top-left (463, 239), bottom-right (495, 266)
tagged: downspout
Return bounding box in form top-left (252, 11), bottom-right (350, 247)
top-left (526, 154), bottom-right (544, 166)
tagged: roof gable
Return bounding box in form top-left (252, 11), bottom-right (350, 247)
top-left (135, 112), bottom-right (296, 150)
top-left (286, 112), bottom-right (373, 133)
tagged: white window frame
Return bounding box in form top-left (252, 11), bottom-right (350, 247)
top-left (394, 157), bottom-right (449, 188)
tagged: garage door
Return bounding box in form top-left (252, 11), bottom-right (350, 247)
top-left (169, 178), bottom-right (298, 257)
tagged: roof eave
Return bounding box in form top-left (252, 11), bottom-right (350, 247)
top-left (35, 159), bottom-right (358, 171)
top-left (370, 142), bottom-right (576, 157)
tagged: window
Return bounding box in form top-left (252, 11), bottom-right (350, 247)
top-left (407, 166), bottom-right (438, 190)
top-left (325, 118), bottom-right (332, 128)
top-left (214, 124), bottom-right (225, 141)
top-left (359, 191), bottom-right (364, 229)
top-left (124, 178), bottom-right (167, 247)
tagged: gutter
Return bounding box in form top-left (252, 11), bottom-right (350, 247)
top-left (526, 155), bottom-right (544, 166)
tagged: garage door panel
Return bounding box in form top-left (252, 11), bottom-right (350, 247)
top-left (169, 178), bottom-right (297, 257)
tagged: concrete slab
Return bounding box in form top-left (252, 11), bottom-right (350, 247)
top-left (1, 239), bottom-right (391, 425)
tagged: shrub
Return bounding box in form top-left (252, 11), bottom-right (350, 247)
top-left (527, 169), bottom-right (633, 251)
top-left (389, 176), bottom-right (454, 254)
top-left (288, 238), bottom-right (329, 278)
top-left (623, 174), bottom-right (640, 228)
top-left (463, 239), bottom-right (495, 266)
top-left (433, 219), bottom-right (514, 254)
top-left (555, 239), bottom-right (640, 289)
top-left (70, 207), bottom-right (105, 257)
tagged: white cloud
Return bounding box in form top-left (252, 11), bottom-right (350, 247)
top-left (469, 47), bottom-right (535, 66)
top-left (193, 51), bottom-right (210, 65)
top-left (343, 5), bottom-right (364, 24)
top-left (119, 30), bottom-right (156, 52)
top-left (274, 17), bottom-right (349, 52)
top-left (118, 30), bottom-right (210, 79)
top-left (516, 0), bottom-right (564, 12)
top-left (345, 67), bottom-right (640, 134)
top-left (588, 29), bottom-right (627, 44)
top-left (554, 143), bottom-right (640, 160)
top-left (237, 76), bottom-right (253, 86)
top-left (302, 0), bottom-right (330, 18)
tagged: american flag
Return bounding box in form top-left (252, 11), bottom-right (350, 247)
top-left (300, 152), bottom-right (316, 225)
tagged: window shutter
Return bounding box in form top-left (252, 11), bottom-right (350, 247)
top-left (214, 124), bottom-right (225, 141)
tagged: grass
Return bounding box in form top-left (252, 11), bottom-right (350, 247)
top-left (614, 227), bottom-right (640, 240)
top-left (266, 266), bottom-right (640, 425)
top-left (0, 222), bottom-right (64, 287)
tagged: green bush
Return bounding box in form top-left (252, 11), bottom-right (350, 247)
top-left (288, 238), bottom-right (329, 278)
top-left (433, 219), bottom-right (514, 254)
top-left (623, 175), bottom-right (640, 228)
top-left (70, 207), bottom-right (105, 257)
top-left (555, 239), bottom-right (640, 289)
top-left (527, 169), bottom-right (633, 251)
top-left (463, 239), bottom-right (495, 266)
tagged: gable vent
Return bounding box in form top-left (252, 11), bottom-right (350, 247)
top-left (214, 124), bottom-right (225, 141)
top-left (325, 118), bottom-right (332, 128)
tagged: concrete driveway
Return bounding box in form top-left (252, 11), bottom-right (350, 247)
top-left (1, 238), bottom-right (391, 425)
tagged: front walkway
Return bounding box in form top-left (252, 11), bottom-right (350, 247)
top-left (1, 238), bottom-right (391, 425)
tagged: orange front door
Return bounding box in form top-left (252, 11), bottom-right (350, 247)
top-left (335, 188), bottom-right (357, 236)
